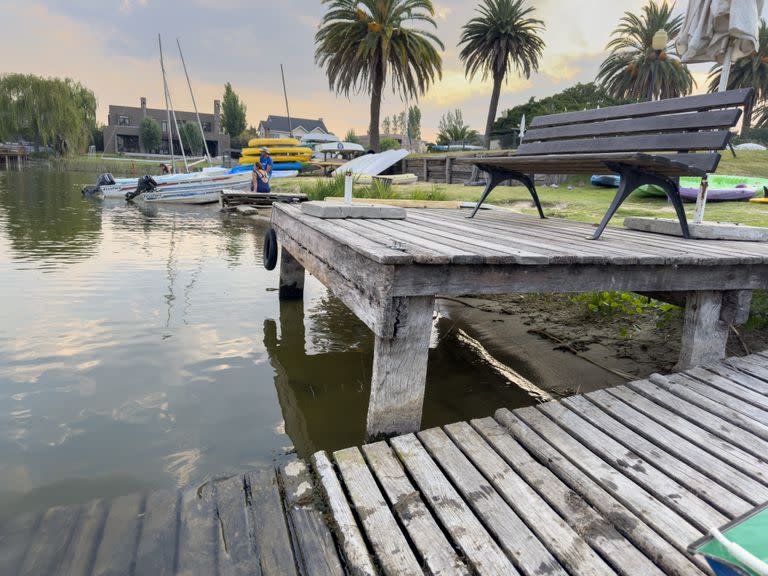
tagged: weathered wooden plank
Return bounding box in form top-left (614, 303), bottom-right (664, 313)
top-left (279, 248), bottom-right (305, 300)
top-left (92, 493), bottom-right (145, 576)
top-left (367, 295), bottom-right (435, 438)
top-left (573, 393), bottom-right (765, 508)
top-left (497, 407), bottom-right (706, 549)
top-left (528, 89), bottom-right (752, 127)
top-left (390, 434), bottom-right (518, 575)
top-left (703, 362), bottom-right (768, 395)
top-left (524, 109), bottom-right (741, 141)
top-left (177, 484), bottom-right (218, 576)
top-left (471, 417), bottom-right (688, 576)
top-left (607, 385), bottom-right (768, 484)
top-left (418, 427), bottom-right (568, 575)
top-left (311, 451), bottom-right (377, 576)
top-left (649, 373), bottom-right (768, 441)
top-left (56, 499), bottom-right (108, 576)
top-left (248, 467), bottom-right (298, 576)
top-left (670, 373), bottom-right (768, 426)
top-left (336, 219), bottom-right (452, 264)
top-left (215, 475), bottom-right (261, 576)
top-left (0, 512), bottom-right (41, 576)
top-left (538, 401), bottom-right (729, 529)
top-left (280, 459), bottom-right (344, 576)
top-left (686, 366), bottom-right (768, 409)
top-left (19, 506), bottom-right (81, 576)
top-left (443, 422), bottom-right (618, 576)
top-left (361, 442), bottom-right (469, 576)
top-left (723, 356), bottom-right (768, 390)
top-left (334, 448), bottom-right (422, 576)
top-left (134, 489), bottom-right (179, 576)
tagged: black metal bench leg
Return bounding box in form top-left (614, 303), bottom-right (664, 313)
top-left (517, 173), bottom-right (546, 219)
top-left (468, 170), bottom-right (507, 218)
top-left (660, 183), bottom-right (691, 239)
top-left (592, 171), bottom-right (637, 240)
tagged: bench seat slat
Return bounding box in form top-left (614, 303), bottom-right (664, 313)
top-left (517, 130), bottom-right (731, 156)
top-left (458, 152), bottom-right (719, 176)
top-left (529, 88), bottom-right (753, 128)
top-left (524, 109), bottom-right (741, 142)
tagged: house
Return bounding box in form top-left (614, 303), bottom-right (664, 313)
top-left (103, 97), bottom-right (231, 157)
top-left (257, 115), bottom-right (330, 139)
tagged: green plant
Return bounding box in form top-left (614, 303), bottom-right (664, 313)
top-left (746, 289), bottom-right (768, 330)
top-left (379, 137), bottom-right (400, 151)
top-left (315, 0), bottom-right (443, 151)
top-left (572, 291), bottom-right (681, 333)
top-left (437, 109), bottom-right (480, 146)
top-left (355, 179), bottom-right (398, 199)
top-left (299, 174), bottom-right (347, 200)
top-left (597, 1), bottom-right (694, 100)
top-left (459, 0), bottom-right (545, 148)
top-left (411, 185), bottom-right (447, 201)
top-left (345, 129), bottom-right (360, 144)
top-left (139, 117), bottom-right (162, 153)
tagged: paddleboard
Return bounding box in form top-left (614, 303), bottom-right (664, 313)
top-left (354, 173), bottom-right (418, 185)
top-left (272, 162), bottom-right (304, 171)
top-left (247, 138), bottom-right (300, 147)
top-left (334, 149), bottom-right (410, 176)
top-left (240, 155), bottom-right (311, 164)
top-left (750, 197), bottom-right (768, 203)
top-left (242, 146), bottom-right (312, 156)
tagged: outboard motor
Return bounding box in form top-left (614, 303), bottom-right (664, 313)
top-left (126, 175), bottom-right (158, 201)
top-left (82, 172), bottom-right (116, 196)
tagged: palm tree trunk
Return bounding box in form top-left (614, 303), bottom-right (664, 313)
top-left (369, 64), bottom-right (384, 152)
top-left (741, 95), bottom-right (754, 137)
top-left (483, 74), bottom-right (503, 149)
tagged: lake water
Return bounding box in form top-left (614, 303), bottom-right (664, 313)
top-left (0, 169), bottom-right (539, 520)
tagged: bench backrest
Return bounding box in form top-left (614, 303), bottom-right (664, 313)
top-left (517, 88), bottom-right (753, 158)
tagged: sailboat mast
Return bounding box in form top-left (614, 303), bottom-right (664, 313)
top-left (280, 64), bottom-right (293, 138)
top-left (159, 35), bottom-right (188, 173)
top-left (177, 38), bottom-right (212, 163)
top-left (159, 34), bottom-right (176, 173)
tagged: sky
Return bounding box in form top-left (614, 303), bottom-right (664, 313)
top-left (1, 0), bottom-right (766, 140)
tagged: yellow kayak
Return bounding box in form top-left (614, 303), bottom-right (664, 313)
top-left (749, 197), bottom-right (768, 203)
top-left (242, 146), bottom-right (312, 156)
top-left (247, 138), bottom-right (300, 148)
top-left (239, 156), bottom-right (311, 165)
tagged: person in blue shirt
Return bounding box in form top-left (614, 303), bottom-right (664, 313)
top-left (252, 162), bottom-right (270, 193)
top-left (259, 147), bottom-right (273, 179)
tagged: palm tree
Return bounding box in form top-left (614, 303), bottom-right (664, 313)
top-left (315, 0), bottom-right (443, 151)
top-left (597, 1), bottom-right (694, 100)
top-left (708, 20), bottom-right (768, 135)
top-left (458, 0), bottom-right (544, 149)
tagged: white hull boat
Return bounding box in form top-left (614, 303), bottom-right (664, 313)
top-left (133, 172), bottom-right (252, 204)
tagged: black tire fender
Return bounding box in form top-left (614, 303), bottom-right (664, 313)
top-left (263, 228), bottom-right (278, 270)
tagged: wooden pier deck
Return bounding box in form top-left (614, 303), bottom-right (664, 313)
top-left (271, 203), bottom-right (768, 436)
top-left (0, 145), bottom-right (26, 170)
top-left (2, 351), bottom-right (767, 575)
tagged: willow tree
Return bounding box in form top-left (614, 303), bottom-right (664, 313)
top-left (315, 0), bottom-right (443, 151)
top-left (708, 20), bottom-right (768, 135)
top-left (0, 73), bottom-right (96, 154)
top-left (597, 1), bottom-right (693, 100)
top-left (459, 0), bottom-right (544, 149)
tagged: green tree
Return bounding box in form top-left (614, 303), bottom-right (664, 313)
top-left (382, 116), bottom-right (392, 134)
top-left (379, 137), bottom-right (400, 150)
top-left (139, 117), bottom-right (162, 153)
top-left (459, 0), bottom-right (544, 149)
top-left (315, 0), bottom-right (443, 151)
top-left (597, 1), bottom-right (694, 100)
top-left (407, 105), bottom-right (422, 141)
top-left (436, 109), bottom-right (480, 145)
top-left (180, 122), bottom-right (204, 156)
top-left (221, 82), bottom-right (247, 140)
top-left (708, 20), bottom-right (768, 135)
top-left (0, 73), bottom-right (97, 154)
top-left (345, 129), bottom-right (360, 143)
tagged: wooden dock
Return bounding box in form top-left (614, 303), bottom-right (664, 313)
top-left (219, 191), bottom-right (307, 211)
top-left (0, 144), bottom-right (26, 170)
top-left (1, 351), bottom-right (767, 575)
top-left (270, 204), bottom-right (768, 436)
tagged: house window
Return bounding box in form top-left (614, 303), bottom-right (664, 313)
top-left (118, 115), bottom-right (131, 126)
top-left (202, 121), bottom-right (212, 132)
top-left (162, 121), bottom-right (168, 133)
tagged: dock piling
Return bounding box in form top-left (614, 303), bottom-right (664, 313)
top-left (279, 248), bottom-right (305, 300)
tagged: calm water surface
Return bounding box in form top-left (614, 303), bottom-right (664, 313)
top-left (0, 170), bottom-right (537, 520)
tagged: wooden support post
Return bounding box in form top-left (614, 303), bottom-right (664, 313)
top-left (422, 158), bottom-right (428, 183)
top-left (278, 247), bottom-right (305, 300)
top-left (366, 296), bottom-right (435, 439)
top-left (445, 157), bottom-right (453, 184)
top-left (676, 290), bottom-right (752, 370)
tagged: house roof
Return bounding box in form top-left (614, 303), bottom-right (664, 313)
top-left (258, 115), bottom-right (329, 134)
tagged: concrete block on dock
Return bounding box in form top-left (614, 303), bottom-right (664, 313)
top-left (301, 201), bottom-right (406, 219)
top-left (624, 217), bottom-right (768, 242)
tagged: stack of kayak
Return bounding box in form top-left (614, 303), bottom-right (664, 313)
top-left (239, 138), bottom-right (311, 177)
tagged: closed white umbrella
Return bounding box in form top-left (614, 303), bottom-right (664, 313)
top-left (675, 0), bottom-right (762, 222)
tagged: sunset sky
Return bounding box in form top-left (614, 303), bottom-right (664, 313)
top-left (2, 0), bottom-right (767, 140)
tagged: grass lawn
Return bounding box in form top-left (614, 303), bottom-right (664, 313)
top-left (272, 149), bottom-right (768, 227)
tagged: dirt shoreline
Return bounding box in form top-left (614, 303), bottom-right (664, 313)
top-left (439, 293), bottom-right (768, 399)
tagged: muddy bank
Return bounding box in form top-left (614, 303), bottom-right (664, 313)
top-left (438, 293), bottom-right (768, 399)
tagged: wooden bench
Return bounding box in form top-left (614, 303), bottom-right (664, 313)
top-left (462, 88), bottom-right (754, 240)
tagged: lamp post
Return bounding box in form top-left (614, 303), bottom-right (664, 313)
top-left (648, 29), bottom-right (669, 100)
